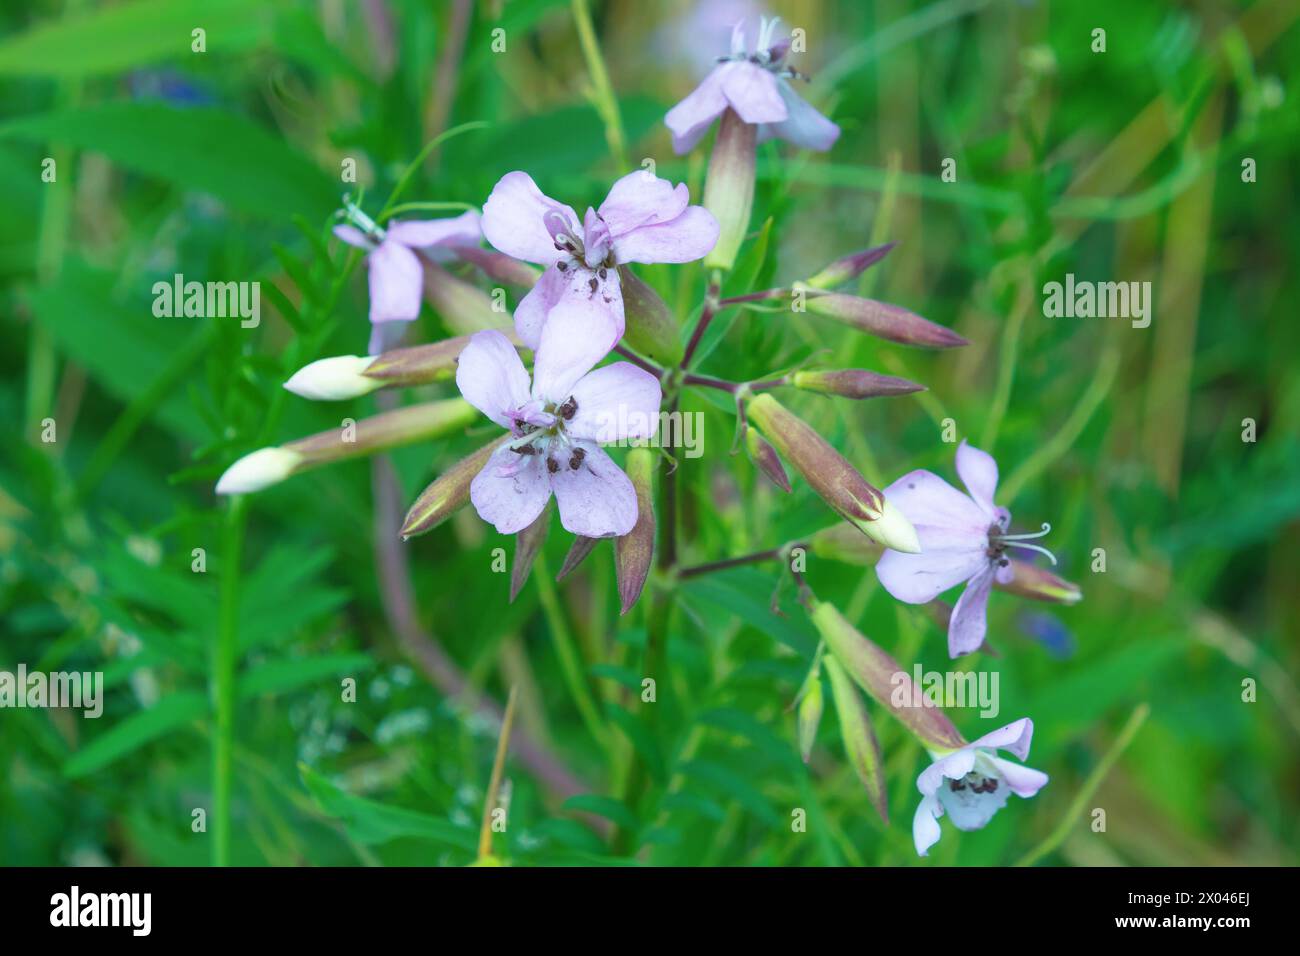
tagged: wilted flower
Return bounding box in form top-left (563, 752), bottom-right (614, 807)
top-left (333, 203), bottom-right (482, 353)
top-left (664, 17), bottom-right (840, 154)
top-left (875, 441), bottom-right (1059, 658)
top-left (455, 329), bottom-right (661, 537)
top-left (912, 717), bottom-right (1048, 857)
top-left (480, 170), bottom-right (718, 356)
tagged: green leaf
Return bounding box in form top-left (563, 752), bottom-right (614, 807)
top-left (240, 653), bottom-right (373, 699)
top-left (681, 569), bottom-right (819, 656)
top-left (0, 103), bottom-right (336, 220)
top-left (562, 794), bottom-right (639, 832)
top-left (299, 764), bottom-right (478, 851)
top-left (64, 692), bottom-right (208, 779)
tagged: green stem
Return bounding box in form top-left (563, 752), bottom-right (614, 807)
top-left (571, 0), bottom-right (627, 168)
top-left (212, 497), bottom-right (247, 867)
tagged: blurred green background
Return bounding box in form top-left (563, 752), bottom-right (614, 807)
top-left (1, 0), bottom-right (1297, 867)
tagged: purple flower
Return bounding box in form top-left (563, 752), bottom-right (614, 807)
top-left (912, 717), bottom-right (1049, 857)
top-left (875, 441), bottom-right (1058, 659)
top-left (455, 329), bottom-right (662, 538)
top-left (664, 17), bottom-right (840, 154)
top-left (334, 207), bottom-right (482, 354)
top-left (480, 170), bottom-right (718, 364)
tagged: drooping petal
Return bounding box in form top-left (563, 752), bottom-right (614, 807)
top-left (530, 276), bottom-right (624, 402)
top-left (481, 171), bottom-right (580, 266)
top-left (875, 546), bottom-right (989, 604)
top-left (967, 717), bottom-right (1034, 761)
top-left (454, 329), bottom-right (532, 428)
top-left (664, 66), bottom-right (730, 154)
top-left (612, 206), bottom-right (720, 265)
top-left (987, 756), bottom-right (1049, 798)
top-left (469, 444), bottom-right (553, 534)
top-left (719, 60), bottom-right (787, 124)
top-left (333, 224), bottom-right (373, 249)
top-left (550, 442), bottom-right (638, 537)
top-left (513, 264), bottom-right (568, 349)
top-left (566, 363), bottom-right (662, 443)
top-left (368, 239), bottom-right (424, 323)
top-left (385, 209), bottom-right (482, 250)
top-left (955, 439), bottom-right (1000, 517)
top-left (758, 80), bottom-right (840, 151)
top-left (598, 170), bottom-right (689, 237)
top-left (948, 565), bottom-right (996, 658)
top-left (912, 793), bottom-right (944, 857)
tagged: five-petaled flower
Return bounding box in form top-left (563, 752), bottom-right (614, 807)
top-left (455, 329), bottom-right (662, 538)
top-left (912, 717), bottom-right (1049, 857)
top-left (664, 16), bottom-right (841, 155)
top-left (334, 205), bottom-right (482, 354)
top-left (480, 170), bottom-right (718, 375)
top-left (875, 440), bottom-right (1058, 658)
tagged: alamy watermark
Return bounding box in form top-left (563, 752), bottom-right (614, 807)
top-left (593, 407), bottom-right (705, 459)
top-left (1043, 273), bottom-right (1151, 328)
top-left (0, 664), bottom-right (103, 718)
top-left (152, 273), bottom-right (260, 328)
top-left (891, 664), bottom-right (1000, 719)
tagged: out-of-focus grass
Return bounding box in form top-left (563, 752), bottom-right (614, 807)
top-left (1, 0), bottom-right (1297, 867)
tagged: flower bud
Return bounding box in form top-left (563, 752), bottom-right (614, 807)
top-left (702, 108), bottom-right (756, 271)
top-left (215, 447), bottom-right (304, 495)
top-left (803, 242), bottom-right (896, 290)
top-left (422, 261), bottom-right (511, 335)
top-left (363, 334), bottom-right (526, 390)
top-left (448, 244), bottom-right (542, 288)
top-left (793, 284), bottom-right (968, 349)
top-left (790, 368), bottom-right (925, 400)
top-left (744, 393), bottom-right (919, 553)
top-left (808, 522), bottom-right (883, 566)
top-left (823, 655), bottom-right (888, 822)
top-left (995, 560), bottom-right (1083, 605)
top-left (284, 355), bottom-right (384, 401)
top-left (401, 435), bottom-right (508, 538)
top-left (796, 672), bottom-right (824, 764)
top-left (615, 448), bottom-right (656, 615)
top-left (810, 600), bottom-right (966, 752)
top-left (617, 266), bottom-right (684, 365)
top-left (510, 502), bottom-right (552, 603)
top-left (743, 424), bottom-right (790, 492)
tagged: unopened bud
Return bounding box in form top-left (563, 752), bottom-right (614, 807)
top-left (793, 284), bottom-right (967, 349)
top-left (995, 559), bottom-right (1083, 605)
top-left (215, 447), bottom-right (304, 495)
top-left (284, 355), bottom-right (384, 401)
top-left (808, 522), bottom-right (883, 566)
top-left (804, 242), bottom-right (896, 290)
top-left (796, 672), bottom-right (824, 763)
top-left (448, 244), bottom-right (542, 288)
top-left (401, 435), bottom-right (508, 538)
top-left (363, 333), bottom-right (526, 389)
top-left (790, 368), bottom-right (925, 400)
top-left (823, 655), bottom-right (888, 822)
top-left (510, 502), bottom-right (552, 602)
top-left (423, 261), bottom-right (511, 335)
top-left (615, 448), bottom-right (656, 615)
top-left (703, 108), bottom-right (757, 271)
top-left (744, 393), bottom-right (919, 553)
top-left (811, 601), bottom-right (966, 752)
top-left (617, 266), bottom-right (683, 365)
top-left (744, 424), bottom-right (790, 492)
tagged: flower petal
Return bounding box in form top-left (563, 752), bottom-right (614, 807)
top-left (759, 79), bottom-right (840, 151)
top-left (987, 756), bottom-right (1049, 798)
top-left (385, 209), bottom-right (482, 250)
top-left (968, 717), bottom-right (1034, 761)
top-left (664, 66), bottom-right (730, 154)
top-left (368, 318), bottom-right (413, 356)
top-left (882, 469), bottom-right (989, 540)
top-left (875, 546), bottom-right (989, 604)
top-left (530, 275), bottom-right (623, 402)
top-left (469, 444), bottom-right (553, 534)
top-left (720, 60), bottom-right (786, 124)
top-left (936, 767), bottom-right (1012, 831)
top-left (513, 265), bottom-right (567, 349)
top-left (566, 362), bottom-right (662, 442)
top-left (455, 329), bottom-right (532, 428)
top-left (583, 207), bottom-right (612, 264)
top-left (912, 793), bottom-right (944, 857)
top-left (334, 224), bottom-right (373, 249)
top-left (917, 747), bottom-right (977, 797)
top-left (368, 239), bottom-right (424, 323)
top-left (955, 439), bottom-right (1000, 517)
top-left (598, 170), bottom-right (689, 237)
top-left (550, 442), bottom-right (638, 537)
top-left (612, 206), bottom-right (720, 265)
top-left (481, 171), bottom-right (580, 265)
top-left (949, 565), bottom-right (995, 657)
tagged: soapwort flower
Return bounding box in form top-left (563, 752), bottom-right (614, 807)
top-left (912, 717), bottom-right (1049, 857)
top-left (333, 200), bottom-right (483, 354)
top-left (480, 170), bottom-right (718, 356)
top-left (455, 329), bottom-right (661, 538)
top-left (664, 16), bottom-right (840, 154)
top-left (875, 441), bottom-right (1060, 658)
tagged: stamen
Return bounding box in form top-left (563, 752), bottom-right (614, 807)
top-left (997, 522), bottom-right (1053, 542)
top-left (1007, 542), bottom-right (1058, 565)
top-left (991, 523), bottom-right (1058, 565)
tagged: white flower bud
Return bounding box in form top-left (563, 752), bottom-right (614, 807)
top-left (215, 448), bottom-right (304, 495)
top-left (284, 355), bottom-right (383, 401)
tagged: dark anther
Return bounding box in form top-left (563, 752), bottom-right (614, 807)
top-left (568, 447), bottom-right (586, 470)
top-left (949, 779), bottom-right (966, 792)
top-left (598, 267), bottom-right (607, 279)
top-left (588, 277), bottom-right (598, 293)
top-left (511, 444), bottom-right (537, 456)
top-left (557, 261), bottom-right (567, 272)
top-left (558, 397), bottom-right (577, 421)
top-left (546, 457), bottom-right (559, 474)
